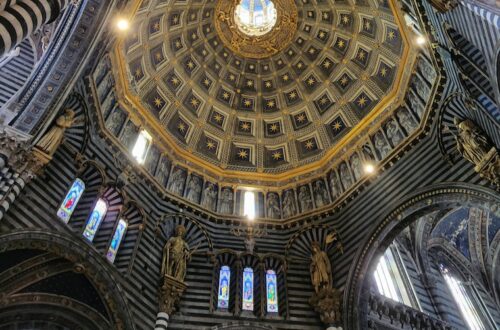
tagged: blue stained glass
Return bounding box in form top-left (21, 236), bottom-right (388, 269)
top-left (106, 219), bottom-right (127, 263)
top-left (242, 267), bottom-right (254, 311)
top-left (83, 199), bottom-right (107, 242)
top-left (218, 265), bottom-right (231, 309)
top-left (57, 179), bottom-right (85, 223)
top-left (266, 269), bottom-right (278, 313)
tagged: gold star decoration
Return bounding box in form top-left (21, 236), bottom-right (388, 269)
top-left (308, 47), bottom-right (316, 55)
top-left (282, 74), bottom-right (290, 81)
top-left (172, 15), bottom-right (179, 24)
top-left (297, 62), bottom-right (304, 69)
top-left (229, 74), bottom-right (236, 81)
top-left (190, 97), bottom-right (200, 108)
top-left (305, 139), bottom-right (315, 150)
top-left (203, 78), bottom-right (211, 87)
top-left (238, 149), bottom-right (249, 159)
top-left (322, 12), bottom-right (329, 20)
top-left (171, 77), bottom-right (180, 85)
top-left (379, 67), bottom-right (388, 77)
top-left (323, 60), bottom-right (332, 68)
top-left (191, 32), bottom-right (197, 40)
top-left (332, 121), bottom-right (342, 130)
top-left (340, 76), bottom-right (349, 86)
top-left (387, 30), bottom-right (396, 40)
top-left (177, 122), bottom-right (186, 132)
top-left (272, 151), bottom-right (283, 160)
top-left (364, 21), bottom-right (371, 30)
top-left (134, 68), bottom-right (142, 79)
top-left (342, 15), bottom-right (350, 24)
top-left (265, 81), bottom-right (272, 88)
top-left (319, 96), bottom-right (329, 105)
top-left (269, 123), bottom-right (279, 132)
top-left (222, 92), bottom-right (230, 100)
top-left (289, 91), bottom-right (297, 99)
top-left (357, 96), bottom-right (368, 107)
top-left (267, 100), bottom-right (275, 108)
top-left (186, 61), bottom-right (195, 70)
top-left (154, 97), bottom-right (163, 108)
top-left (153, 22), bottom-right (160, 31)
top-left (357, 50), bottom-right (366, 60)
top-left (318, 31), bottom-right (326, 39)
top-left (206, 140), bottom-right (216, 150)
top-left (337, 39), bottom-right (345, 48)
top-left (213, 113), bottom-right (223, 123)
top-left (296, 113), bottom-right (306, 123)
top-left (307, 77), bottom-right (316, 86)
top-left (246, 80), bottom-right (254, 87)
top-left (240, 122), bottom-right (251, 131)
top-left (175, 40), bottom-right (182, 49)
top-left (155, 52), bottom-right (162, 61)
top-left (243, 99), bottom-right (252, 107)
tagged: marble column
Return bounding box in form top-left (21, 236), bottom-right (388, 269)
top-left (0, 0), bottom-right (71, 56)
top-left (154, 312), bottom-right (169, 330)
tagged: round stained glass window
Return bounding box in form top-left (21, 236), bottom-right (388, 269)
top-left (234, 0), bottom-right (278, 37)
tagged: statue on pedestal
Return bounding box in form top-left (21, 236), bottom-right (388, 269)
top-left (35, 109), bottom-right (76, 157)
top-left (453, 117), bottom-right (500, 189)
top-left (309, 233), bottom-right (343, 326)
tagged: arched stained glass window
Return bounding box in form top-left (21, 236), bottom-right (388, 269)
top-left (106, 219), bottom-right (127, 263)
top-left (218, 265), bottom-right (231, 309)
top-left (57, 178), bottom-right (85, 223)
top-left (242, 267), bottom-right (254, 311)
top-left (266, 269), bottom-right (278, 313)
top-left (83, 199), bottom-right (108, 242)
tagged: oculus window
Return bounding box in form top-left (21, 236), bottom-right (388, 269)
top-left (57, 178), bottom-right (85, 223)
top-left (234, 0), bottom-right (277, 36)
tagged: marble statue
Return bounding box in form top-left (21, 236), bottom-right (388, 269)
top-left (105, 109), bottom-right (124, 135)
top-left (201, 183), bottom-right (217, 211)
top-left (146, 147), bottom-right (160, 174)
top-left (313, 181), bottom-right (329, 208)
top-left (266, 193), bottom-right (281, 219)
top-left (298, 186), bottom-right (313, 212)
top-left (339, 163), bottom-right (353, 190)
top-left (169, 168), bottom-right (185, 196)
top-left (220, 188), bottom-right (233, 214)
top-left (155, 157), bottom-right (170, 186)
top-left (408, 91), bottom-right (424, 119)
top-left (374, 132), bottom-right (391, 159)
top-left (329, 172), bottom-right (341, 198)
top-left (362, 144), bottom-right (376, 162)
top-left (350, 153), bottom-right (362, 181)
top-left (282, 190), bottom-right (296, 218)
top-left (35, 109), bottom-right (76, 156)
top-left (310, 241), bottom-right (332, 294)
top-left (186, 176), bottom-right (202, 203)
top-left (161, 225), bottom-right (190, 282)
top-left (398, 108), bottom-right (417, 134)
top-left (120, 122), bottom-right (137, 150)
top-left (385, 119), bottom-right (404, 146)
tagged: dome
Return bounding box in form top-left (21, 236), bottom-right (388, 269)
top-left (234, 0), bottom-right (277, 36)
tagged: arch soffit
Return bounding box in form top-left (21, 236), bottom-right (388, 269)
top-left (0, 228), bottom-right (136, 330)
top-left (344, 182), bottom-right (500, 329)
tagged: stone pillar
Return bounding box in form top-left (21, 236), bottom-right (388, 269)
top-left (154, 312), bottom-right (169, 330)
top-left (0, 0), bottom-right (71, 56)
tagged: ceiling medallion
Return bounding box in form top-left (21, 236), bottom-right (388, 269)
top-left (215, 0), bottom-right (298, 59)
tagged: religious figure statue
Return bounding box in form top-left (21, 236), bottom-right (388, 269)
top-left (454, 118), bottom-right (491, 165)
top-left (105, 109), bottom-right (124, 135)
top-left (298, 186), bottom-right (313, 212)
top-left (398, 108), bottom-right (417, 134)
top-left (186, 176), bottom-right (202, 203)
top-left (266, 193), bottom-right (281, 219)
top-left (313, 181), bottom-right (329, 208)
top-left (220, 188), bottom-right (233, 214)
top-left (161, 225), bottom-right (191, 282)
top-left (350, 154), bottom-right (363, 181)
top-left (310, 241), bottom-right (332, 294)
top-left (374, 132), bottom-right (391, 159)
top-left (201, 183), bottom-right (217, 211)
top-left (339, 163), bottom-right (353, 190)
top-left (386, 119), bottom-right (404, 146)
top-left (35, 109), bottom-right (75, 157)
top-left (169, 168), bottom-right (185, 195)
top-left (120, 122), bottom-right (137, 150)
top-left (155, 157), bottom-right (170, 186)
top-left (329, 172), bottom-right (341, 198)
top-left (282, 190), bottom-right (296, 218)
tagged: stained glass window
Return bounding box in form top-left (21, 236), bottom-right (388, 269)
top-left (57, 178), bottom-right (85, 223)
top-left (132, 130), bottom-right (152, 164)
top-left (242, 267), bottom-right (254, 311)
top-left (83, 199), bottom-right (108, 242)
top-left (217, 265), bottom-right (231, 309)
top-left (106, 219), bottom-right (127, 263)
top-left (266, 269), bottom-right (278, 313)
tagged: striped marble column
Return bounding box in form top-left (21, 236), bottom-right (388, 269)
top-left (0, 0), bottom-right (71, 56)
top-left (154, 312), bottom-right (169, 330)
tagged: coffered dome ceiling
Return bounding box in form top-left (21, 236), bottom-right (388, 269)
top-left (111, 0), bottom-right (416, 186)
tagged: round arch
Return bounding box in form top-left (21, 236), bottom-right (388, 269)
top-left (343, 182), bottom-right (500, 329)
top-left (0, 228), bottom-right (136, 330)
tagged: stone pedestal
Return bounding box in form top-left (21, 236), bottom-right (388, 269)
top-left (309, 287), bottom-right (342, 327)
top-left (157, 275), bottom-right (187, 328)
